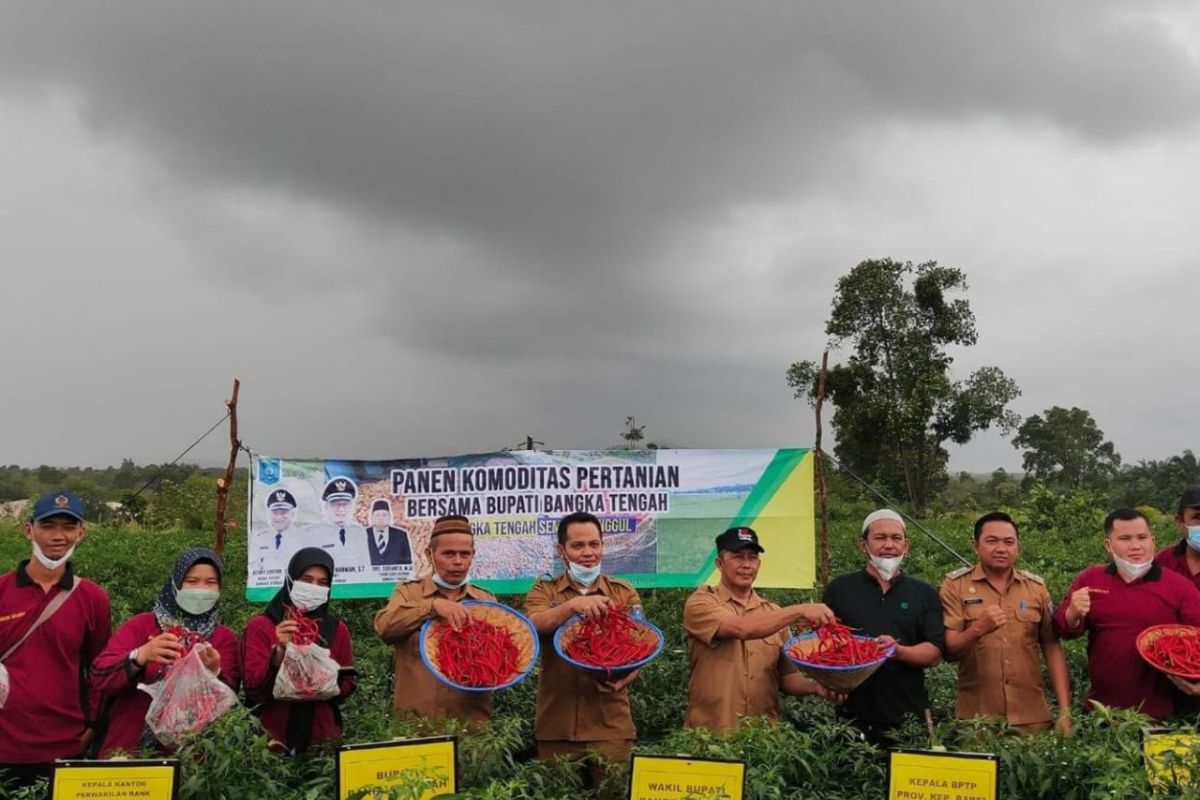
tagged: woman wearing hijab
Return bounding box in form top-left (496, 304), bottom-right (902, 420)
top-left (90, 548), bottom-right (241, 756)
top-left (241, 547), bottom-right (356, 755)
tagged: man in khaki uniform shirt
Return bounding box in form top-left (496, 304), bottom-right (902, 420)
top-left (374, 515), bottom-right (496, 725)
top-left (526, 511), bottom-right (641, 789)
top-left (684, 526), bottom-right (838, 732)
top-left (941, 511), bottom-right (1071, 735)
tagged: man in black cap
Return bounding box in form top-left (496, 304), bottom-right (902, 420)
top-left (1155, 485), bottom-right (1200, 591)
top-left (366, 498), bottom-right (414, 574)
top-left (683, 526), bottom-right (839, 733)
top-left (0, 492), bottom-right (111, 782)
top-left (315, 477), bottom-right (369, 571)
top-left (249, 488), bottom-right (311, 576)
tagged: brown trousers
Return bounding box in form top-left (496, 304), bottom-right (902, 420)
top-left (536, 739), bottom-right (634, 797)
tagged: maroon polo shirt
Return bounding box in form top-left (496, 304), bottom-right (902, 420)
top-left (0, 560), bottom-right (111, 763)
top-left (1052, 561), bottom-right (1200, 720)
top-left (1155, 540), bottom-right (1200, 591)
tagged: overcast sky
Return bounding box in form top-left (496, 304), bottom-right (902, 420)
top-left (2, 2), bottom-right (1198, 473)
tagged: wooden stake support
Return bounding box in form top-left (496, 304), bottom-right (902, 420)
top-left (814, 346), bottom-right (830, 586)
top-left (214, 378), bottom-right (240, 556)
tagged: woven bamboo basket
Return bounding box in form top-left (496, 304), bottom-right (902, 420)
top-left (783, 632), bottom-right (894, 692)
top-left (1137, 624), bottom-right (1200, 680)
top-left (419, 601), bottom-right (539, 692)
top-left (553, 614), bottom-right (665, 678)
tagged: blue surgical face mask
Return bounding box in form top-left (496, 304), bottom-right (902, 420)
top-left (432, 571), bottom-right (469, 591)
top-left (567, 559), bottom-right (602, 587)
top-left (1187, 526), bottom-right (1200, 552)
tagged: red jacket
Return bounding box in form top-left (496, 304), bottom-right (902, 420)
top-left (241, 613), bottom-right (356, 751)
top-left (91, 612), bottom-right (241, 756)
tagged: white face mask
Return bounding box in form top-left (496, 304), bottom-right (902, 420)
top-left (32, 541), bottom-right (75, 571)
top-left (1112, 554), bottom-right (1153, 582)
top-left (869, 554), bottom-right (904, 581)
top-left (432, 572), bottom-right (469, 591)
top-left (567, 560), bottom-right (602, 587)
top-left (289, 579), bottom-right (330, 612)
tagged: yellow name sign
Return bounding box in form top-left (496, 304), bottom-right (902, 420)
top-left (1143, 730), bottom-right (1200, 790)
top-left (51, 760), bottom-right (178, 800)
top-left (338, 736), bottom-right (457, 800)
top-left (887, 749), bottom-right (997, 800)
top-left (629, 754), bottom-right (745, 800)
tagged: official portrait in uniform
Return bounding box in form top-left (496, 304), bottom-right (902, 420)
top-left (315, 476), bottom-right (371, 569)
top-left (249, 488), bottom-right (310, 574)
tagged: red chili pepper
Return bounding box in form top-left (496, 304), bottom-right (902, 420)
top-left (1144, 632), bottom-right (1200, 674)
top-left (284, 606), bottom-right (323, 646)
top-left (788, 622), bottom-right (888, 666)
top-left (563, 607), bottom-right (656, 677)
top-left (165, 625), bottom-right (203, 663)
top-left (434, 618), bottom-right (520, 688)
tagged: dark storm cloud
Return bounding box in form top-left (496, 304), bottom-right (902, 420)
top-left (1, 1), bottom-right (1198, 469)
top-left (1, 1), bottom-right (1196, 280)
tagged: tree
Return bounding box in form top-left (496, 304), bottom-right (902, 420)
top-left (117, 491), bottom-right (148, 524)
top-left (620, 416), bottom-right (646, 449)
top-left (788, 258), bottom-right (1020, 515)
top-left (1112, 450), bottom-right (1200, 512)
top-left (1012, 406), bottom-right (1121, 490)
top-left (148, 474), bottom-right (217, 531)
top-left (0, 467), bottom-right (33, 502)
top-left (112, 458), bottom-right (140, 490)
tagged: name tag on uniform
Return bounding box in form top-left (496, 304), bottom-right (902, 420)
top-left (963, 598), bottom-right (984, 606)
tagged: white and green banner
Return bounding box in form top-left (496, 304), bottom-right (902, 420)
top-left (247, 448), bottom-right (813, 601)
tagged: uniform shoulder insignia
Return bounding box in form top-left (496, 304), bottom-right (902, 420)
top-left (608, 575), bottom-right (637, 592)
top-left (946, 566), bottom-right (972, 580)
top-left (1019, 569), bottom-right (1045, 585)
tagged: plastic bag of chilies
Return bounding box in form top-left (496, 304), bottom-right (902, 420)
top-left (272, 642), bottom-right (340, 701)
top-left (140, 645), bottom-right (238, 748)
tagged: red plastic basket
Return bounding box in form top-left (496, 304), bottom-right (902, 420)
top-left (1137, 624), bottom-right (1200, 680)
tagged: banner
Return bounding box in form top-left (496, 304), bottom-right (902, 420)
top-left (1144, 730), bottom-right (1200, 791)
top-left (337, 737), bottom-right (457, 800)
top-left (51, 760), bottom-right (179, 800)
top-left (247, 448), bottom-right (813, 600)
top-left (628, 754), bottom-right (745, 800)
top-left (887, 749), bottom-right (998, 800)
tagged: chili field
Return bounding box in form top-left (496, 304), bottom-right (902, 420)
top-left (2, 494), bottom-right (1199, 799)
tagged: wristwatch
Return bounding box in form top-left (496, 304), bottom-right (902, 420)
top-left (127, 647), bottom-right (141, 667)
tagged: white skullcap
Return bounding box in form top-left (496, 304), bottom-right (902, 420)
top-left (861, 508), bottom-right (906, 535)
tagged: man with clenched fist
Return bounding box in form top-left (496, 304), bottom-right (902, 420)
top-left (1052, 507), bottom-right (1200, 721)
top-left (941, 512), bottom-right (1071, 735)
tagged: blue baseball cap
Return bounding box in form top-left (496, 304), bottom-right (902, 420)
top-left (31, 491), bottom-right (85, 522)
